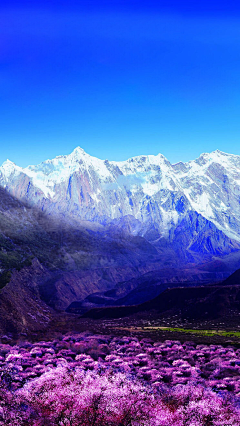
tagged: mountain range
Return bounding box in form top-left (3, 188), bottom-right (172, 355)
top-left (1, 147), bottom-right (240, 243)
top-left (1, 147), bottom-right (240, 334)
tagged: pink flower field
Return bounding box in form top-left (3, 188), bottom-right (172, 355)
top-left (0, 333), bottom-right (239, 425)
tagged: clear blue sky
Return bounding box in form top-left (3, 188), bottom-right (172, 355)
top-left (1, 1), bottom-right (240, 167)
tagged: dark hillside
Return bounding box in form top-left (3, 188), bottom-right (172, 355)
top-left (83, 284), bottom-right (240, 321)
top-left (222, 268), bottom-right (240, 286)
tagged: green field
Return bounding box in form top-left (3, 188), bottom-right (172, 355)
top-left (142, 326), bottom-right (240, 338)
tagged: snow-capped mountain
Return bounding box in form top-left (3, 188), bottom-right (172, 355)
top-left (1, 147), bottom-right (240, 243)
top-left (2, 147), bottom-right (240, 324)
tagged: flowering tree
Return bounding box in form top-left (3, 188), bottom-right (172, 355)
top-left (0, 335), bottom-right (239, 425)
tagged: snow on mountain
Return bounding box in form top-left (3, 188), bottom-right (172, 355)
top-left (1, 147), bottom-right (240, 243)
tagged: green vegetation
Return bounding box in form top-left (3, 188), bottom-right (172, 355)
top-left (0, 270), bottom-right (12, 289)
top-left (0, 252), bottom-right (35, 289)
top-left (0, 250), bottom-right (23, 270)
top-left (143, 326), bottom-right (240, 338)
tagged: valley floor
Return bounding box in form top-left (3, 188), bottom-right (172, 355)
top-left (28, 311), bottom-right (240, 349)
top-left (0, 327), bottom-right (240, 425)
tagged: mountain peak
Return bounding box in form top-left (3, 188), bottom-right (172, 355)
top-left (71, 146), bottom-right (87, 156)
top-left (0, 159), bottom-right (20, 180)
top-left (192, 150), bottom-right (235, 167)
top-left (2, 159), bottom-right (15, 166)
top-left (213, 149), bottom-right (225, 154)
top-left (210, 149), bottom-right (231, 157)
top-left (1, 159), bottom-right (18, 172)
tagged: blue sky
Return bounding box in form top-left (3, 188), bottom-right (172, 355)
top-left (1, 1), bottom-right (240, 167)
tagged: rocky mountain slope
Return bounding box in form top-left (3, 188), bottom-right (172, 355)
top-left (0, 188), bottom-right (170, 332)
top-left (1, 148), bottom-right (240, 244)
top-left (1, 148), bottom-right (240, 333)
